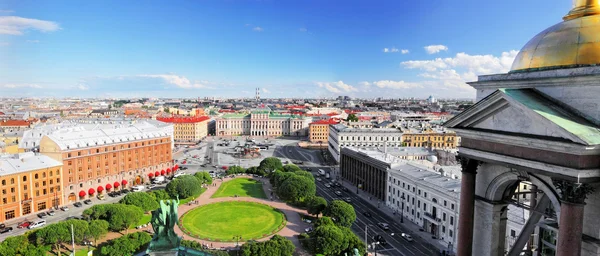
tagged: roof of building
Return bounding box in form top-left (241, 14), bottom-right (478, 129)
top-left (0, 120), bottom-right (31, 127)
top-left (310, 119), bottom-right (339, 125)
top-left (0, 153), bottom-right (62, 176)
top-left (393, 163), bottom-right (462, 192)
top-left (156, 116), bottom-right (210, 123)
top-left (42, 121), bottom-right (171, 151)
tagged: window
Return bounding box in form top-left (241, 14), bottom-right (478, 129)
top-left (1, 180), bottom-right (4, 186)
top-left (443, 213), bottom-right (446, 221)
top-left (4, 210), bottom-right (15, 220)
top-left (511, 230), bottom-right (516, 237)
top-left (451, 204), bottom-right (455, 210)
top-left (424, 192), bottom-right (428, 198)
top-left (444, 200), bottom-right (447, 207)
top-left (23, 203), bottom-right (31, 215)
top-left (449, 230), bottom-right (453, 237)
top-left (442, 226), bottom-right (446, 233)
top-left (22, 176), bottom-right (27, 182)
top-left (38, 202), bottom-right (47, 211)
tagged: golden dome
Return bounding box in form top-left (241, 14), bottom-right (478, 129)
top-left (510, 0), bottom-right (600, 72)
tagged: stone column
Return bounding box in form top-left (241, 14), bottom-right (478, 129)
top-left (472, 200), bottom-right (508, 256)
top-left (457, 158), bottom-right (479, 256)
top-left (553, 179), bottom-right (593, 256)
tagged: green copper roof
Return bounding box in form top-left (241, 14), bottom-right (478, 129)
top-left (221, 113), bottom-right (250, 118)
top-left (501, 88), bottom-right (600, 145)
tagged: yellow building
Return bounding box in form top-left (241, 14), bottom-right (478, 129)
top-left (157, 116), bottom-right (210, 143)
top-left (0, 153), bottom-right (64, 222)
top-left (309, 119), bottom-right (338, 145)
top-left (402, 130), bottom-right (458, 149)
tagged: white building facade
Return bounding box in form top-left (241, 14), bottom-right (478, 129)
top-left (328, 124), bottom-right (403, 162)
top-left (216, 107), bottom-right (309, 137)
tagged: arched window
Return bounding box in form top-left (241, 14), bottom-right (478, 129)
top-left (42, 172), bottom-right (46, 178)
top-left (1, 180), bottom-right (5, 186)
top-left (10, 178), bottom-right (14, 184)
top-left (23, 176), bottom-right (27, 182)
top-left (34, 174), bottom-right (38, 179)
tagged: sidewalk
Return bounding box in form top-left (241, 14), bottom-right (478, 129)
top-left (336, 175), bottom-right (452, 255)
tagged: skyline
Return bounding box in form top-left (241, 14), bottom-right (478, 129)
top-left (0, 0), bottom-right (570, 99)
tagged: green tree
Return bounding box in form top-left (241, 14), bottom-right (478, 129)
top-left (341, 227), bottom-right (366, 256)
top-left (85, 204), bottom-right (143, 232)
top-left (120, 191), bottom-right (160, 212)
top-left (293, 170), bottom-right (315, 182)
top-left (148, 189), bottom-right (171, 202)
top-left (88, 219), bottom-right (110, 245)
top-left (0, 235), bottom-right (29, 256)
top-left (164, 107), bottom-right (170, 113)
top-left (99, 232), bottom-right (152, 256)
top-left (166, 175), bottom-right (202, 199)
top-left (272, 171), bottom-right (295, 188)
top-left (313, 225), bottom-right (347, 255)
top-left (277, 175), bottom-right (316, 203)
top-left (346, 113), bottom-right (358, 122)
top-left (194, 171), bottom-right (213, 184)
top-left (324, 200), bottom-right (356, 227)
top-left (34, 223), bottom-right (70, 256)
top-left (314, 216), bottom-right (335, 229)
top-left (281, 164), bottom-right (302, 173)
top-left (240, 235), bottom-right (295, 256)
top-left (259, 157), bottom-right (282, 172)
top-left (307, 196), bottom-right (328, 217)
top-left (64, 219), bottom-right (89, 244)
top-left (246, 166), bottom-right (266, 176)
top-left (226, 165), bottom-right (245, 175)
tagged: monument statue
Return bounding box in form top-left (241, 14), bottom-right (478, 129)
top-left (146, 197), bottom-right (182, 254)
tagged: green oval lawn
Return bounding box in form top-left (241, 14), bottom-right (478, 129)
top-left (180, 201), bottom-right (284, 241)
top-left (211, 178), bottom-right (267, 199)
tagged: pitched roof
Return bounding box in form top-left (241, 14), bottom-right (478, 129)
top-left (0, 120), bottom-right (31, 127)
top-left (310, 119), bottom-right (339, 125)
top-left (157, 116), bottom-right (210, 123)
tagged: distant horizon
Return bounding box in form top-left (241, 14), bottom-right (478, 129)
top-left (0, 0), bottom-right (569, 98)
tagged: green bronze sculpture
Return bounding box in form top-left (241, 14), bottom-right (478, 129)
top-left (146, 197), bottom-right (182, 254)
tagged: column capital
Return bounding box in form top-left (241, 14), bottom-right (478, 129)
top-left (552, 179), bottom-right (594, 204)
top-left (458, 156), bottom-right (480, 174)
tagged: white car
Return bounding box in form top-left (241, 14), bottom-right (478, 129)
top-left (401, 233), bottom-right (413, 241)
top-left (173, 173), bottom-right (187, 178)
top-left (132, 185), bottom-right (145, 192)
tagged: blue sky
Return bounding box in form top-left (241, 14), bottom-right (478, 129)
top-left (0, 0), bottom-right (569, 99)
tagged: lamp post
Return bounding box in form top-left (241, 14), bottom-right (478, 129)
top-left (233, 235), bottom-right (242, 247)
top-left (371, 241), bottom-right (381, 256)
top-left (400, 194), bottom-right (405, 223)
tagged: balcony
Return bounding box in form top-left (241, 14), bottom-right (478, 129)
top-left (423, 212), bottom-right (441, 223)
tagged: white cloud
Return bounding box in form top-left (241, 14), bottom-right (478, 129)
top-left (262, 88), bottom-right (270, 93)
top-left (383, 47), bottom-right (400, 53)
top-left (0, 16), bottom-right (60, 35)
top-left (77, 84), bottom-right (89, 90)
top-left (138, 74), bottom-right (209, 89)
top-left (401, 50), bottom-right (519, 91)
top-left (371, 80), bottom-right (422, 89)
top-left (253, 26), bottom-right (263, 32)
top-left (316, 81), bottom-right (357, 93)
top-left (2, 83), bottom-right (42, 89)
top-left (299, 28), bottom-right (307, 32)
top-left (424, 44), bottom-right (448, 54)
top-left (401, 49), bottom-right (409, 54)
top-left (359, 81), bottom-right (371, 87)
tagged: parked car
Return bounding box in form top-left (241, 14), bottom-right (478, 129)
top-left (132, 185), bottom-right (145, 192)
top-left (377, 222), bottom-right (390, 231)
top-left (335, 191), bottom-right (342, 196)
top-left (28, 220), bottom-right (46, 229)
top-left (316, 178), bottom-right (322, 182)
top-left (401, 233), bottom-right (413, 241)
top-left (73, 202), bottom-right (83, 207)
top-left (304, 227), bottom-right (313, 233)
top-left (344, 197), bottom-right (352, 203)
top-left (17, 221), bottom-right (31, 229)
top-left (97, 194), bottom-right (105, 200)
top-left (374, 235), bottom-right (387, 246)
top-left (37, 212), bottom-right (47, 218)
top-left (0, 224), bottom-right (13, 234)
top-left (47, 210), bottom-right (55, 216)
top-left (83, 199), bottom-right (92, 205)
top-left (363, 211), bottom-right (372, 218)
top-left (324, 183), bottom-right (331, 188)
top-left (60, 206), bottom-right (69, 211)
top-left (66, 216), bottom-right (81, 220)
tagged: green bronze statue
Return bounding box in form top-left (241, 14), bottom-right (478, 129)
top-left (146, 197), bottom-right (182, 253)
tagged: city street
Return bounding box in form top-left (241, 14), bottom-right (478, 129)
top-left (277, 144), bottom-right (439, 256)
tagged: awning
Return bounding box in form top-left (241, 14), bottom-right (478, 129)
top-left (79, 190), bottom-right (86, 197)
top-left (106, 184), bottom-right (112, 190)
top-left (88, 188), bottom-right (95, 195)
top-left (166, 169), bottom-right (171, 174)
top-left (114, 182), bottom-right (120, 188)
top-left (148, 173), bottom-right (154, 178)
top-left (167, 168), bottom-right (172, 172)
top-left (121, 180), bottom-right (127, 186)
top-left (161, 170), bottom-right (166, 175)
top-left (97, 186), bottom-right (104, 192)
top-left (155, 171), bottom-right (160, 177)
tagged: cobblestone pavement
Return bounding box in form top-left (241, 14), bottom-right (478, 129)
top-left (174, 174), bottom-right (311, 252)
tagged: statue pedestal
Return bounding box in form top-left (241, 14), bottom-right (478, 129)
top-left (146, 251), bottom-right (179, 256)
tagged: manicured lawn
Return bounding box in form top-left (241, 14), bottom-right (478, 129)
top-left (211, 178), bottom-right (267, 199)
top-left (180, 187), bottom-right (207, 205)
top-left (180, 201), bottom-right (284, 241)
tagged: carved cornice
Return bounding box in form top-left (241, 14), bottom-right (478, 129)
top-left (552, 179), bottom-right (595, 204)
top-left (458, 156), bottom-right (480, 174)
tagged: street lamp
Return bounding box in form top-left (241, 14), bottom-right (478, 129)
top-left (233, 235), bottom-right (242, 247)
top-left (370, 241), bottom-right (381, 256)
top-left (400, 194), bottom-right (405, 223)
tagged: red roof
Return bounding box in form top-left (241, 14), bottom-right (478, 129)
top-left (218, 109), bottom-right (237, 113)
top-left (157, 116), bottom-right (210, 123)
top-left (310, 119), bottom-right (339, 125)
top-left (0, 120), bottom-right (30, 127)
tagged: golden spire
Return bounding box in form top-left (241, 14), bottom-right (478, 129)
top-left (563, 0), bottom-right (600, 20)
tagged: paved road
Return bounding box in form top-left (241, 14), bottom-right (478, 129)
top-left (280, 144), bottom-right (438, 256)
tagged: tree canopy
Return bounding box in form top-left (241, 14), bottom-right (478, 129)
top-left (166, 175), bottom-right (203, 199)
top-left (259, 157), bottom-right (282, 172)
top-left (307, 196), bottom-right (328, 217)
top-left (277, 175), bottom-right (316, 203)
top-left (84, 204), bottom-right (144, 232)
top-left (226, 165), bottom-right (246, 175)
top-left (99, 232), bottom-right (152, 256)
top-left (194, 171), bottom-right (213, 184)
top-left (346, 113), bottom-right (359, 122)
top-left (281, 164), bottom-right (302, 173)
top-left (240, 235), bottom-right (295, 256)
top-left (324, 200), bottom-right (357, 228)
top-left (120, 191), bottom-right (160, 212)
